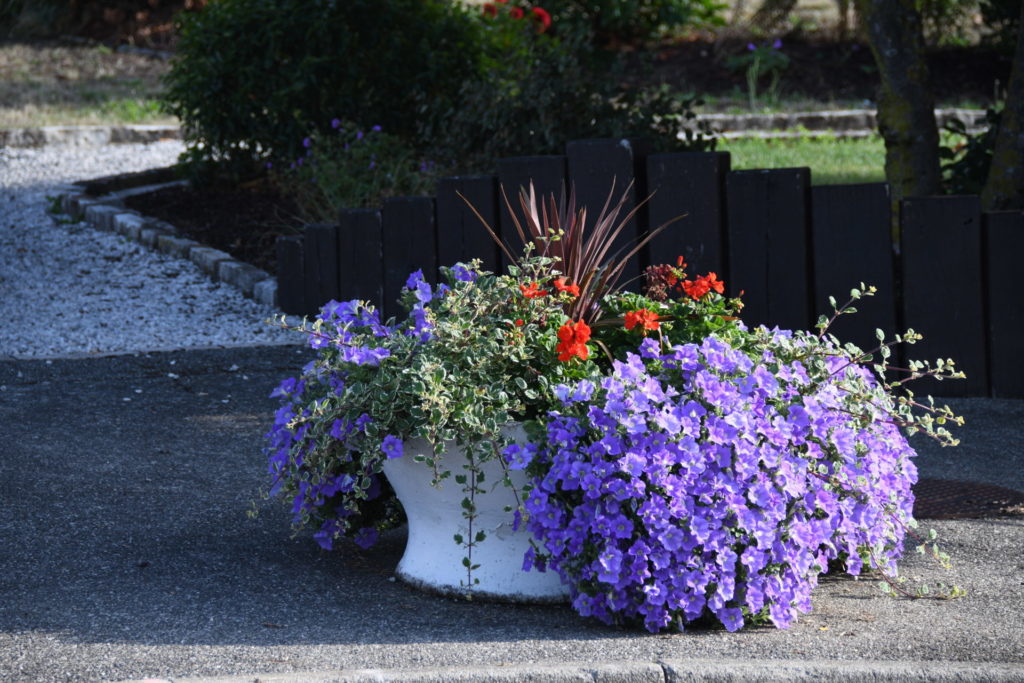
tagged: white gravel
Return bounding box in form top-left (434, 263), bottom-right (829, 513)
top-left (0, 141), bottom-right (299, 359)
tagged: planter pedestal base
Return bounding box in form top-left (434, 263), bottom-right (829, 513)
top-left (382, 434), bottom-right (569, 604)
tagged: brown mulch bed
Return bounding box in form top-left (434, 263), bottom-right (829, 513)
top-left (124, 180), bottom-right (303, 275)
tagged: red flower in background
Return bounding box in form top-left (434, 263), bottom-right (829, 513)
top-left (482, 2), bottom-right (497, 17)
top-left (531, 6), bottom-right (552, 32)
top-left (509, 6), bottom-right (524, 19)
top-left (556, 320), bottom-right (591, 362)
top-left (624, 309), bottom-right (660, 333)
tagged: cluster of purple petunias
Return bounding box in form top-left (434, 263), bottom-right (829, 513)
top-left (507, 332), bottom-right (918, 633)
top-left (264, 298), bottom-right (409, 551)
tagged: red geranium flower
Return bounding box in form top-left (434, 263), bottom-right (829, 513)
top-left (624, 309), bottom-right (660, 333)
top-left (556, 320), bottom-right (591, 362)
top-left (482, 2), bottom-right (497, 17)
top-left (520, 281), bottom-right (547, 299)
top-left (553, 276), bottom-right (580, 297)
top-left (509, 6), bottom-right (524, 19)
top-left (682, 272), bottom-right (725, 300)
top-left (704, 271), bottom-right (724, 294)
top-left (531, 6), bottom-right (552, 32)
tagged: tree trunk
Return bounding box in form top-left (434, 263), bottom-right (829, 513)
top-left (981, 2), bottom-right (1024, 211)
top-left (855, 0), bottom-right (941, 200)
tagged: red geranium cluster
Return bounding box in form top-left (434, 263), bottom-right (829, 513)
top-left (482, 0), bottom-right (552, 33)
top-left (624, 309), bottom-right (660, 334)
top-left (556, 320), bottom-right (590, 362)
top-left (553, 277), bottom-right (580, 297)
top-left (682, 272), bottom-right (725, 301)
top-left (519, 281), bottom-right (547, 299)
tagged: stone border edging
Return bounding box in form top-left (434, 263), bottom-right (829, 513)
top-left (122, 657), bottom-right (1024, 683)
top-left (2, 108), bottom-right (987, 149)
top-left (0, 124), bottom-right (180, 148)
top-left (55, 181), bottom-right (279, 309)
top-left (696, 107), bottom-right (986, 135)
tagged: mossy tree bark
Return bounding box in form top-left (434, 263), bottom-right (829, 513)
top-left (981, 2), bottom-right (1024, 211)
top-left (855, 0), bottom-right (941, 200)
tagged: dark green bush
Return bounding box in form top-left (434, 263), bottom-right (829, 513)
top-left (940, 108), bottom-right (1001, 195)
top-left (420, 8), bottom-right (714, 171)
top-left (274, 121), bottom-right (442, 223)
top-left (532, 0), bottom-right (725, 47)
top-left (163, 0), bottom-right (484, 175)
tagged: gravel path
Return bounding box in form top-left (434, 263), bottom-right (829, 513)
top-left (0, 141), bottom-right (298, 359)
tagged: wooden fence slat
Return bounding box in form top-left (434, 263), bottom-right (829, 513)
top-left (566, 138), bottom-right (651, 283)
top-left (304, 223), bottom-right (341, 310)
top-left (726, 168), bottom-right (812, 331)
top-left (496, 155), bottom-right (567, 266)
top-left (337, 208), bottom-right (383, 311)
top-left (901, 196), bottom-right (987, 397)
top-left (811, 183), bottom-right (896, 352)
top-left (276, 235), bottom-right (307, 315)
top-left (381, 197), bottom-right (437, 320)
top-left (436, 176), bottom-right (500, 274)
top-left (646, 151), bottom-right (731, 278)
top-left (985, 210), bottom-right (1024, 397)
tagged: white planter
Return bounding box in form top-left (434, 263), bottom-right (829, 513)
top-left (381, 428), bottom-right (569, 603)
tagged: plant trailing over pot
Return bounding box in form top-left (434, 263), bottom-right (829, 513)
top-left (265, 183), bottom-right (964, 631)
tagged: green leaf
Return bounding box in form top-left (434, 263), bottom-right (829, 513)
top-left (453, 534), bottom-right (464, 544)
top-left (475, 530), bottom-right (487, 543)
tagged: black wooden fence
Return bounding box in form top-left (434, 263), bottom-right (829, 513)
top-left (276, 138), bottom-right (1024, 399)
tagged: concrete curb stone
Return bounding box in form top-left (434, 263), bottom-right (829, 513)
top-left (189, 246), bottom-right (234, 278)
top-left (113, 212), bottom-right (146, 240)
top-left (254, 277), bottom-right (278, 307)
top-left (119, 658), bottom-right (1024, 683)
top-left (139, 223), bottom-right (174, 249)
top-left (0, 124), bottom-right (180, 148)
top-left (217, 260), bottom-right (271, 297)
top-left (2, 111), bottom-right (987, 150)
top-left (156, 234), bottom-right (201, 259)
top-left (83, 203), bottom-right (125, 231)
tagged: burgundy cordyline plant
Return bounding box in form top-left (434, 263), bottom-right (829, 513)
top-left (266, 181), bottom-right (964, 633)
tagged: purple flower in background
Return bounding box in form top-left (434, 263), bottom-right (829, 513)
top-left (303, 137), bottom-right (312, 148)
top-left (773, 39), bottom-right (783, 49)
top-left (265, 161), bottom-right (273, 169)
top-left (331, 118), bottom-right (342, 129)
top-left (371, 124), bottom-right (382, 132)
top-left (747, 42), bottom-right (756, 51)
top-left (356, 130), bottom-right (364, 141)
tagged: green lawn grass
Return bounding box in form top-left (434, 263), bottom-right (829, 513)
top-left (717, 134), bottom-right (887, 185)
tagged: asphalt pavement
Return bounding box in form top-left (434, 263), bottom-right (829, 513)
top-left (1, 345), bottom-right (1022, 682)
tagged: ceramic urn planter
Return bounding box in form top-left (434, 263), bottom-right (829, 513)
top-left (381, 428), bottom-right (569, 603)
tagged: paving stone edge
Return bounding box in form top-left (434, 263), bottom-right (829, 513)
top-left (0, 124), bottom-right (181, 148)
top-left (1, 108), bottom-right (987, 149)
top-left (122, 657), bottom-right (1024, 683)
top-left (56, 181), bottom-right (279, 309)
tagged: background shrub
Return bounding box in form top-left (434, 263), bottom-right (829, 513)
top-left (165, 0), bottom-right (715, 206)
top-left (533, 0), bottom-right (725, 47)
top-left (274, 121), bottom-right (442, 224)
top-left (163, 0), bottom-right (484, 177)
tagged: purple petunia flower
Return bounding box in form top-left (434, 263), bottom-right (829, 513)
top-left (381, 434), bottom-right (403, 459)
